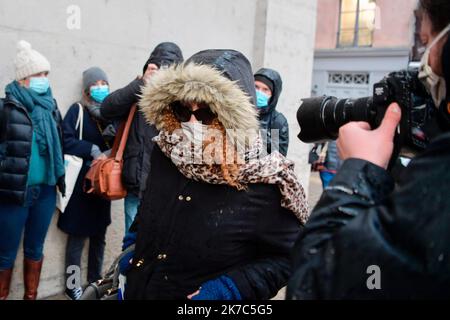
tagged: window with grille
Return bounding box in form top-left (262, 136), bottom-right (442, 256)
top-left (328, 72), bottom-right (370, 86)
top-left (338, 0), bottom-right (376, 47)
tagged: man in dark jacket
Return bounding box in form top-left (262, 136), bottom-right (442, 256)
top-left (254, 68), bottom-right (289, 156)
top-left (287, 0), bottom-right (450, 299)
top-left (100, 42), bottom-right (183, 233)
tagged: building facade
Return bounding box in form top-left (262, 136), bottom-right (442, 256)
top-left (313, 0), bottom-right (419, 99)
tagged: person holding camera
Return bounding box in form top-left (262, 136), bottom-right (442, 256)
top-left (287, 0), bottom-right (450, 299)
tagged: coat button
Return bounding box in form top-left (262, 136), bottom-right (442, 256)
top-left (157, 254), bottom-right (167, 260)
top-left (186, 196), bottom-right (192, 202)
top-left (136, 258), bottom-right (145, 267)
top-left (164, 275), bottom-right (169, 281)
top-left (178, 195), bottom-right (184, 201)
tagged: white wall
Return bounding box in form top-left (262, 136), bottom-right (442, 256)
top-left (0, 0), bottom-right (317, 299)
top-left (261, 0), bottom-right (317, 189)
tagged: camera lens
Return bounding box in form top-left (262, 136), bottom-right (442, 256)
top-left (297, 96), bottom-right (375, 143)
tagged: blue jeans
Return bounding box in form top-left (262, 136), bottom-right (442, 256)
top-left (320, 171), bottom-right (336, 189)
top-left (0, 185), bottom-right (56, 269)
top-left (124, 194), bottom-right (140, 233)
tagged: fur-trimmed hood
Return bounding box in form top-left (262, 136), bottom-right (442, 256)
top-left (139, 49), bottom-right (260, 148)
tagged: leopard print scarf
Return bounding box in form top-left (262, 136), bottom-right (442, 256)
top-left (154, 129), bottom-right (309, 224)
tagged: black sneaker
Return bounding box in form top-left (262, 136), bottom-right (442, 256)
top-left (65, 287), bottom-right (83, 300)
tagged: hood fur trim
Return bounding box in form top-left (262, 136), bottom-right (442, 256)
top-left (139, 63), bottom-right (260, 148)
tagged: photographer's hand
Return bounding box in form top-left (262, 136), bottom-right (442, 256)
top-left (337, 103), bottom-right (401, 170)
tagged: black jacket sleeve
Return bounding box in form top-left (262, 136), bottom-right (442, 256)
top-left (287, 133), bottom-right (450, 299)
top-left (278, 114), bottom-right (289, 157)
top-left (226, 190), bottom-right (302, 300)
top-left (100, 78), bottom-right (145, 120)
top-left (271, 112), bottom-right (289, 157)
top-left (62, 104), bottom-right (95, 160)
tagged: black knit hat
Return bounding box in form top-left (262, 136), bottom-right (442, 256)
top-left (254, 74), bottom-right (274, 94)
top-left (143, 42), bottom-right (183, 74)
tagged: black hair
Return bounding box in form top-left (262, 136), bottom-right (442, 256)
top-left (419, 0), bottom-right (450, 33)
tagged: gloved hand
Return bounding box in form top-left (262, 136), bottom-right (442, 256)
top-left (189, 276), bottom-right (242, 300)
top-left (118, 250), bottom-right (135, 276)
top-left (57, 175), bottom-right (66, 197)
top-left (122, 231), bottom-right (137, 251)
top-left (119, 232), bottom-right (137, 275)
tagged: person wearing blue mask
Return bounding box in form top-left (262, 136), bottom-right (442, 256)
top-left (0, 41), bottom-right (65, 300)
top-left (57, 67), bottom-right (116, 300)
top-left (254, 69), bottom-right (289, 157)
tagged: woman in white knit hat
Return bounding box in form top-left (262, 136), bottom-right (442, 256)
top-left (0, 40), bottom-right (65, 300)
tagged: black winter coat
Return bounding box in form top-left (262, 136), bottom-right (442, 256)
top-left (255, 68), bottom-right (289, 156)
top-left (125, 146), bottom-right (302, 300)
top-left (287, 37), bottom-right (450, 300)
top-left (0, 94), bottom-right (64, 205)
top-left (57, 103), bottom-right (111, 237)
top-left (100, 79), bottom-right (159, 198)
top-left (287, 133), bottom-right (450, 299)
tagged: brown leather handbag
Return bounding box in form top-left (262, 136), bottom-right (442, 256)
top-left (83, 104), bottom-right (137, 200)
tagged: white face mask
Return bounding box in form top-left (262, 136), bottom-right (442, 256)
top-left (181, 122), bottom-right (209, 146)
top-left (418, 24), bottom-right (450, 108)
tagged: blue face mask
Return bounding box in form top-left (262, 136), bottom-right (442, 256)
top-left (90, 85), bottom-right (110, 103)
top-left (29, 77), bottom-right (50, 95)
top-left (256, 90), bottom-right (270, 108)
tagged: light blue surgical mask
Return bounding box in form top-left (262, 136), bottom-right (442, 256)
top-left (90, 85), bottom-right (110, 103)
top-left (29, 77), bottom-right (50, 95)
top-left (256, 90), bottom-right (270, 108)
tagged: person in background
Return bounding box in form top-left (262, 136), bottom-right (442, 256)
top-left (57, 67), bottom-right (115, 300)
top-left (101, 42), bottom-right (184, 233)
top-left (311, 141), bottom-right (342, 189)
top-left (254, 68), bottom-right (289, 156)
top-left (0, 40), bottom-right (65, 300)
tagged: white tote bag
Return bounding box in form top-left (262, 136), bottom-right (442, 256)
top-left (56, 103), bottom-right (84, 213)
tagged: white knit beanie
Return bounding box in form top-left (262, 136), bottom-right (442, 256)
top-left (14, 40), bottom-right (51, 81)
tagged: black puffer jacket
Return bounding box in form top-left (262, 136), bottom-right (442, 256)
top-left (125, 50), bottom-right (302, 300)
top-left (101, 43), bottom-right (183, 197)
top-left (287, 40), bottom-right (450, 299)
top-left (254, 68), bottom-right (289, 156)
top-left (0, 95), bottom-right (64, 205)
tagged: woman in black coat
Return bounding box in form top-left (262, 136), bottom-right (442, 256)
top-left (122, 50), bottom-right (309, 300)
top-left (57, 67), bottom-right (115, 300)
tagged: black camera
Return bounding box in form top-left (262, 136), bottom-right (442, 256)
top-left (297, 70), bottom-right (432, 152)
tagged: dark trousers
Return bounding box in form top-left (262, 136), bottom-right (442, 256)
top-left (65, 232), bottom-right (106, 285)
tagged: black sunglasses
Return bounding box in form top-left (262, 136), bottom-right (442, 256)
top-left (171, 101), bottom-right (217, 125)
